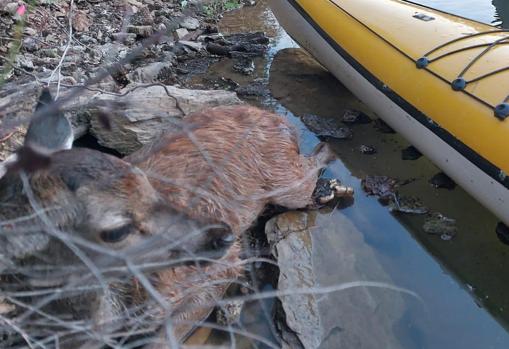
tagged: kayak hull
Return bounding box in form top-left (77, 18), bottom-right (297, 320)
top-left (269, 0), bottom-right (509, 226)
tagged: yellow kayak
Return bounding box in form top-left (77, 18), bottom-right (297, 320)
top-left (269, 0), bottom-right (509, 226)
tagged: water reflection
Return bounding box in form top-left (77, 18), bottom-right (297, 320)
top-left (493, 0), bottom-right (509, 28)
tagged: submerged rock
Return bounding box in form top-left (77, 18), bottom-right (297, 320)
top-left (359, 144), bottom-right (376, 155)
top-left (301, 114), bottom-right (353, 140)
top-left (342, 109), bottom-right (371, 124)
top-left (401, 145), bottom-right (422, 160)
top-left (266, 212), bottom-right (322, 349)
top-left (361, 175), bottom-right (398, 201)
top-left (374, 118), bottom-right (396, 134)
top-left (423, 213), bottom-right (457, 240)
top-left (429, 172), bottom-right (456, 190)
top-left (389, 195), bottom-right (428, 215)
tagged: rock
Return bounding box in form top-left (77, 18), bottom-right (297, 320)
top-left (78, 34), bottom-right (97, 45)
top-left (127, 25), bottom-right (154, 38)
top-left (178, 40), bottom-right (203, 51)
top-left (389, 195), bottom-right (428, 215)
top-left (161, 18), bottom-right (180, 33)
top-left (235, 81), bottom-right (266, 98)
top-left (2, 2), bottom-right (19, 16)
top-left (361, 175), bottom-right (398, 202)
top-left (23, 27), bottom-right (37, 36)
top-left (174, 27), bottom-right (189, 40)
top-left (265, 212), bottom-right (323, 349)
top-left (341, 109), bottom-right (371, 124)
top-left (233, 57), bottom-right (255, 75)
top-left (111, 32), bottom-right (137, 45)
top-left (178, 16), bottom-right (200, 30)
top-left (22, 37), bottom-right (40, 52)
top-left (401, 145), bottom-right (422, 160)
top-left (359, 144), bottom-right (376, 155)
top-left (127, 61), bottom-right (172, 82)
top-left (16, 55), bottom-right (34, 70)
top-left (496, 222), bottom-right (509, 245)
top-left (40, 48), bottom-right (59, 58)
top-left (301, 114), bottom-right (353, 139)
top-left (132, 6), bottom-right (154, 25)
top-left (89, 85), bottom-right (243, 154)
top-left (423, 213), bottom-right (457, 240)
top-left (429, 172), bottom-right (456, 190)
top-left (374, 118), bottom-right (396, 134)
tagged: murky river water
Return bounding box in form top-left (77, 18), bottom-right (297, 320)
top-left (189, 1), bottom-right (509, 348)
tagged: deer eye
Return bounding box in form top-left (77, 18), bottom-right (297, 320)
top-left (99, 224), bottom-right (134, 243)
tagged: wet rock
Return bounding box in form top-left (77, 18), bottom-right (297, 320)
top-left (178, 16), bottom-right (200, 30)
top-left (265, 212), bottom-right (323, 349)
top-left (361, 175), bottom-right (398, 202)
top-left (233, 57), bottom-right (255, 75)
top-left (423, 213), bottom-right (457, 240)
top-left (301, 114), bottom-right (353, 140)
top-left (206, 31), bottom-right (269, 58)
top-left (89, 85), bottom-right (243, 154)
top-left (389, 195), bottom-right (428, 215)
top-left (235, 81), bottom-right (267, 98)
top-left (374, 118), bottom-right (396, 134)
top-left (359, 144), bottom-right (376, 155)
top-left (127, 25), bottom-right (154, 38)
top-left (174, 28), bottom-right (189, 40)
top-left (342, 109), bottom-right (371, 124)
top-left (496, 222), bottom-right (509, 245)
top-left (429, 172), bottom-right (456, 190)
top-left (402, 145), bottom-right (422, 160)
top-left (216, 300), bottom-right (244, 326)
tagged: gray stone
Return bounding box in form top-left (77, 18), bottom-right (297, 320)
top-left (174, 28), bottom-right (189, 41)
top-left (89, 85), bottom-right (242, 154)
top-left (127, 25), bottom-right (154, 38)
top-left (127, 61), bottom-right (172, 83)
top-left (23, 27), bottom-right (37, 36)
top-left (178, 40), bottom-right (203, 51)
top-left (266, 212), bottom-right (322, 349)
top-left (178, 16), bottom-right (200, 30)
top-left (22, 37), bottom-right (40, 52)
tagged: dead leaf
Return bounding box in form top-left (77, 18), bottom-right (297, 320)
top-left (72, 10), bottom-right (91, 32)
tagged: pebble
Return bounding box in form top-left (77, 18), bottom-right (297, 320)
top-left (359, 144), bottom-right (376, 155)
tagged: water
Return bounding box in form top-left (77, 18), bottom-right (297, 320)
top-left (187, 1), bottom-right (509, 348)
top-left (416, 0), bottom-right (509, 27)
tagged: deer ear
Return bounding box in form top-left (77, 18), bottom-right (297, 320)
top-left (35, 88), bottom-right (54, 111)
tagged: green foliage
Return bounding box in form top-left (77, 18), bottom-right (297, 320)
top-left (203, 0), bottom-right (242, 18)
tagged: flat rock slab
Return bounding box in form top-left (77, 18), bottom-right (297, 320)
top-left (266, 211), bottom-right (323, 349)
top-left (89, 84), bottom-right (242, 154)
top-left (266, 211), bottom-right (407, 349)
